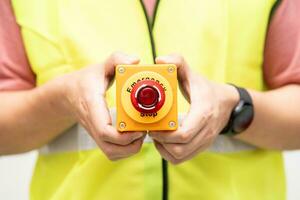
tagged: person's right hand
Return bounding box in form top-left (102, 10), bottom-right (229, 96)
top-left (58, 52), bottom-right (146, 161)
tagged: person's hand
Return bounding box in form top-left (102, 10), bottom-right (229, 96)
top-left (149, 55), bottom-right (239, 164)
top-left (59, 52), bottom-right (146, 161)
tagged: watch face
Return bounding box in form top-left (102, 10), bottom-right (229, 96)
top-left (232, 104), bottom-right (254, 133)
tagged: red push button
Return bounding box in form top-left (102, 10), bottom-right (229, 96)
top-left (131, 80), bottom-right (165, 113)
top-left (137, 86), bottom-right (159, 108)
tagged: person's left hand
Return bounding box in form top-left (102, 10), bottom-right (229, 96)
top-left (149, 54), bottom-right (239, 164)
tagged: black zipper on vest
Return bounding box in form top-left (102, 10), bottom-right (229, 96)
top-left (139, 1), bottom-right (168, 200)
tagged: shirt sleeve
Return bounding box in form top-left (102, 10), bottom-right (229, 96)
top-left (0, 0), bottom-right (36, 91)
top-left (264, 0), bottom-right (300, 89)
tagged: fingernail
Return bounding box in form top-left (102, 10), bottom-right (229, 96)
top-left (156, 55), bottom-right (172, 64)
top-left (155, 56), bottom-right (165, 61)
top-left (128, 54), bottom-right (139, 61)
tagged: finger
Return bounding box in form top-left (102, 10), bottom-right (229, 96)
top-left (155, 54), bottom-right (190, 81)
top-left (156, 55), bottom-right (192, 104)
top-left (105, 52), bottom-right (140, 76)
top-left (100, 137), bottom-right (144, 161)
top-left (149, 109), bottom-right (208, 144)
top-left (174, 142), bottom-right (211, 164)
top-left (88, 95), bottom-right (145, 145)
top-left (101, 125), bottom-right (145, 145)
top-left (112, 134), bottom-right (146, 160)
top-left (83, 53), bottom-right (141, 145)
top-left (154, 140), bottom-right (211, 165)
top-left (154, 141), bottom-right (178, 164)
top-left (160, 125), bottom-right (215, 159)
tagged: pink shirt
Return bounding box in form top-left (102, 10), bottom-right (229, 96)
top-left (143, 0), bottom-right (156, 18)
top-left (1, 0), bottom-right (300, 90)
top-left (0, 0), bottom-right (35, 90)
top-left (264, 0), bottom-right (300, 88)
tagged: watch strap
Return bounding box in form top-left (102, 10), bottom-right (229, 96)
top-left (220, 84), bottom-right (253, 135)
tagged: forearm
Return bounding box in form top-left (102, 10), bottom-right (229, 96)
top-left (236, 84), bottom-right (300, 150)
top-left (0, 79), bottom-right (75, 155)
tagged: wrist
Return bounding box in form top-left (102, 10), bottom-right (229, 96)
top-left (220, 83), bottom-right (240, 112)
top-left (220, 84), bottom-right (255, 135)
top-left (217, 83), bottom-right (239, 134)
top-left (36, 76), bottom-right (75, 118)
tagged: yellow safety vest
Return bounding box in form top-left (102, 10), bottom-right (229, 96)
top-left (12, 0), bottom-right (285, 200)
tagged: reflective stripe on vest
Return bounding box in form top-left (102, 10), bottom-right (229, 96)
top-left (39, 108), bottom-right (256, 154)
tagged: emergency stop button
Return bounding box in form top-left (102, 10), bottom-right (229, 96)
top-left (137, 86), bottom-right (158, 107)
top-left (116, 65), bottom-right (177, 130)
top-left (130, 80), bottom-right (165, 113)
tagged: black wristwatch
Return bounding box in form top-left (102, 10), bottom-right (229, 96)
top-left (221, 85), bottom-right (254, 136)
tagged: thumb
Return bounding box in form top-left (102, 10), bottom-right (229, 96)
top-left (156, 54), bottom-right (191, 102)
top-left (155, 54), bottom-right (191, 83)
top-left (105, 52), bottom-right (140, 77)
